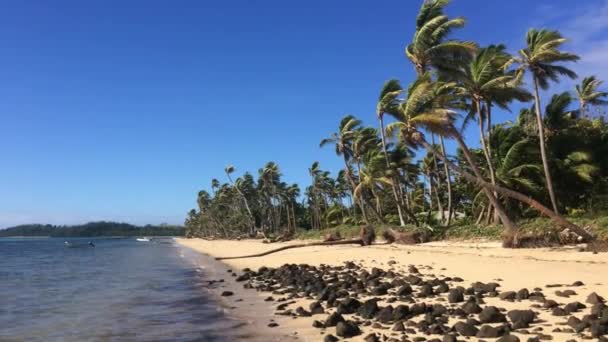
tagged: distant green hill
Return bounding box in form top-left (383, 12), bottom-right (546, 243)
top-left (0, 221), bottom-right (185, 237)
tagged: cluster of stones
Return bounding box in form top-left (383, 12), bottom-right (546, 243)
top-left (232, 262), bottom-right (608, 341)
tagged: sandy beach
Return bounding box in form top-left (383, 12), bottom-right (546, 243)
top-left (177, 238), bottom-right (608, 341)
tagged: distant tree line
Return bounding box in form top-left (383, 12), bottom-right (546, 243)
top-left (0, 221), bottom-right (185, 237)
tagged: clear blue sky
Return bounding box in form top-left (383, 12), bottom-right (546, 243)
top-left (1, 0), bottom-right (606, 227)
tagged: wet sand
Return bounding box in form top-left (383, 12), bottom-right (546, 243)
top-left (176, 238), bottom-right (608, 341)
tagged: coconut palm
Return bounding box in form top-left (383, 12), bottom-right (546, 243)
top-left (376, 79), bottom-right (409, 226)
top-left (388, 74), bottom-right (591, 241)
top-left (456, 44), bottom-right (532, 221)
top-left (320, 115), bottom-right (369, 222)
top-left (405, 0), bottom-right (477, 76)
top-left (514, 28), bottom-right (580, 213)
top-left (575, 76), bottom-right (608, 117)
top-left (224, 165), bottom-right (255, 230)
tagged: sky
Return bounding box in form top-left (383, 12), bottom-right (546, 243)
top-left (1, 0), bottom-right (607, 228)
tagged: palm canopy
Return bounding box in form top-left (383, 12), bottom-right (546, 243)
top-left (391, 73), bottom-right (461, 141)
top-left (515, 29), bottom-right (580, 89)
top-left (457, 45), bottom-right (532, 109)
top-left (320, 115), bottom-right (362, 159)
top-left (377, 79), bottom-right (403, 119)
top-left (405, 0), bottom-right (476, 75)
top-left (575, 76), bottom-right (608, 110)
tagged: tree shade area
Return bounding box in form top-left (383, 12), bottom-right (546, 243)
top-left (0, 222), bottom-right (185, 237)
top-left (184, 0), bottom-right (608, 246)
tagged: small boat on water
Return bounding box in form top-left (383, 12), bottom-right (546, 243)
top-left (136, 237), bottom-right (151, 242)
top-left (65, 241), bottom-right (95, 248)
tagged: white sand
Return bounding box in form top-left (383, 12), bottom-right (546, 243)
top-left (177, 238), bottom-right (608, 341)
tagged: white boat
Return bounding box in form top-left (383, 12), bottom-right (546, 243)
top-left (136, 237), bottom-right (150, 242)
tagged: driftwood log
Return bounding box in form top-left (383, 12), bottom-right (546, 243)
top-left (216, 225), bottom-right (377, 260)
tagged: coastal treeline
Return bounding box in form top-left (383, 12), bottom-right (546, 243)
top-left (0, 222), bottom-right (185, 237)
top-left (185, 0), bottom-right (608, 244)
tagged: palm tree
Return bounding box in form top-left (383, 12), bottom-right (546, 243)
top-left (388, 74), bottom-right (591, 241)
top-left (575, 76), bottom-right (608, 117)
top-left (377, 79), bottom-right (409, 226)
top-left (456, 44), bottom-right (532, 222)
top-left (514, 28), bottom-right (580, 213)
top-left (320, 115), bottom-right (369, 222)
top-left (405, 0), bottom-right (476, 76)
top-left (224, 165), bottom-right (255, 230)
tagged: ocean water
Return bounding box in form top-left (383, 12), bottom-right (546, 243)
top-left (0, 237), bottom-right (248, 342)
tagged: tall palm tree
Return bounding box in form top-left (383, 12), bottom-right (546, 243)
top-left (224, 165), bottom-right (255, 230)
top-left (320, 115), bottom-right (369, 222)
top-left (514, 28), bottom-right (580, 213)
top-left (575, 76), bottom-right (608, 117)
top-left (456, 44), bottom-right (532, 222)
top-left (405, 0), bottom-right (477, 76)
top-left (308, 162), bottom-right (323, 229)
top-left (377, 79), bottom-right (409, 226)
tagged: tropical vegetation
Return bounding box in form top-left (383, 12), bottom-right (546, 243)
top-left (185, 0), bottom-right (608, 246)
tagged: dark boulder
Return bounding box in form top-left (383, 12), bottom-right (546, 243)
top-left (323, 334), bottom-right (339, 342)
top-left (336, 297), bottom-right (361, 314)
top-left (358, 298), bottom-right (380, 319)
top-left (479, 306), bottom-right (507, 323)
top-left (309, 301), bottom-right (325, 315)
top-left (376, 305), bottom-right (395, 324)
top-left (448, 289), bottom-right (465, 303)
top-left (453, 321), bottom-right (479, 337)
top-left (476, 324), bottom-right (506, 338)
top-left (324, 312), bottom-right (345, 327)
top-left (499, 291), bottom-right (517, 301)
top-left (336, 320), bottom-right (361, 338)
top-left (587, 292), bottom-right (606, 305)
top-left (507, 309), bottom-right (536, 328)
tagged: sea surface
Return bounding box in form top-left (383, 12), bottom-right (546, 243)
top-left (0, 237), bottom-right (248, 342)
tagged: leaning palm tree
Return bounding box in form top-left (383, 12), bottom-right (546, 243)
top-left (320, 115), bottom-right (369, 222)
top-left (387, 74), bottom-right (592, 243)
top-left (224, 165), bottom-right (255, 230)
top-left (575, 76), bottom-right (608, 117)
top-left (513, 28), bottom-right (580, 213)
top-left (405, 0), bottom-right (476, 76)
top-left (456, 44), bottom-right (532, 222)
top-left (376, 79), bottom-right (409, 226)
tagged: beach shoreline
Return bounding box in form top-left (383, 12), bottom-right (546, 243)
top-left (176, 238), bottom-right (608, 341)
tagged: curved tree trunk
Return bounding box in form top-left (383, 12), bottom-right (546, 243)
top-left (343, 155), bottom-right (368, 223)
top-left (422, 136), bottom-right (519, 234)
top-left (430, 134), bottom-right (445, 222)
top-left (226, 173), bottom-right (256, 231)
top-left (378, 115), bottom-right (408, 226)
top-left (533, 77), bottom-right (560, 213)
top-left (422, 136), bottom-right (593, 242)
top-left (439, 136), bottom-right (453, 226)
top-left (476, 101), bottom-right (499, 224)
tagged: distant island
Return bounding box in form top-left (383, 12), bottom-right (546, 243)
top-left (0, 221), bottom-right (185, 237)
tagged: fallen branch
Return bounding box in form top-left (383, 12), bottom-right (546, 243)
top-left (216, 225), bottom-right (378, 260)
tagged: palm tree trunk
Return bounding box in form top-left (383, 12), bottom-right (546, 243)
top-left (476, 101), bottom-right (499, 224)
top-left (430, 134), bottom-right (445, 221)
top-left (422, 136), bottom-right (592, 241)
top-left (533, 76), bottom-right (560, 213)
top-left (342, 155), bottom-right (368, 223)
top-left (439, 136), bottom-right (453, 226)
top-left (379, 115), bottom-right (408, 226)
top-left (421, 136), bottom-right (518, 233)
top-left (486, 100), bottom-right (500, 224)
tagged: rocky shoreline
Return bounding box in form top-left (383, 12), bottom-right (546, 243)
top-left (177, 239), bottom-right (608, 341)
top-left (226, 261), bottom-right (607, 341)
